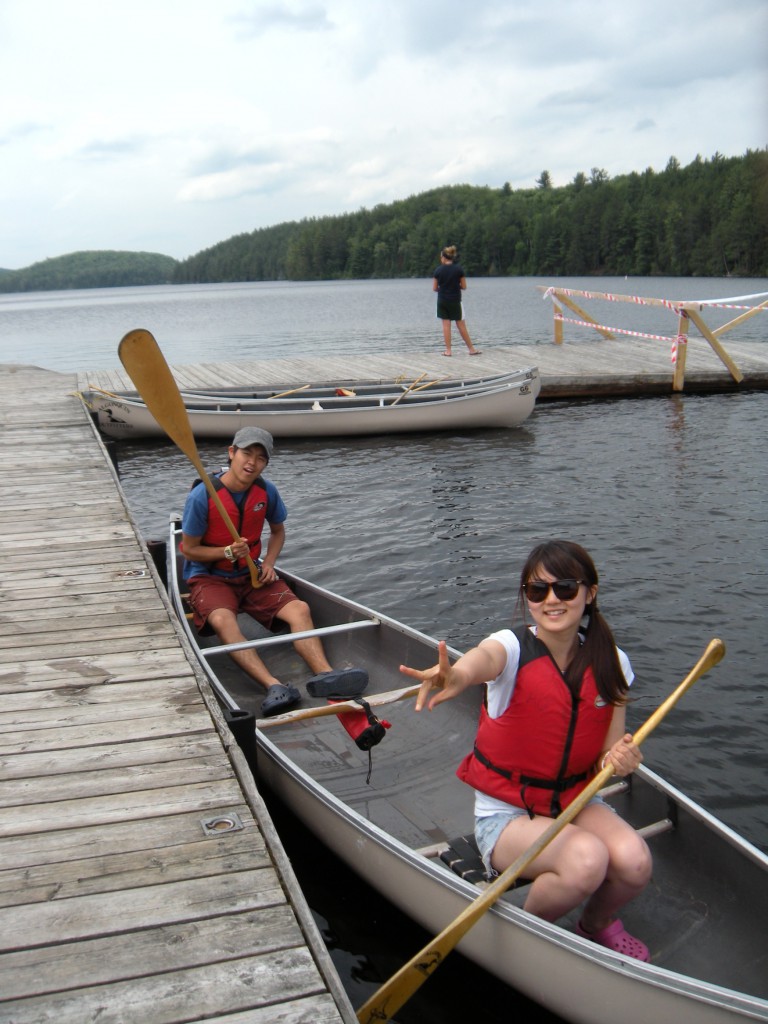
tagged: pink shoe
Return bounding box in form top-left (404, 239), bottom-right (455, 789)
top-left (576, 918), bottom-right (649, 962)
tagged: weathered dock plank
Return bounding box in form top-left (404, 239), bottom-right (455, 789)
top-left (77, 336), bottom-right (768, 399)
top-left (0, 364), bottom-right (356, 1023)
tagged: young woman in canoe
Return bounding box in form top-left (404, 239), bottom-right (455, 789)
top-left (432, 245), bottom-right (481, 356)
top-left (401, 539), bottom-right (652, 961)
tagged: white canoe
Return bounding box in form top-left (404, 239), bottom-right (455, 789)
top-left (92, 367), bottom-right (539, 439)
top-left (167, 520), bottom-right (768, 1024)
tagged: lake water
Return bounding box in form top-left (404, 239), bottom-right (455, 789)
top-left (3, 276), bottom-right (767, 1023)
top-left (2, 275), bottom-right (767, 371)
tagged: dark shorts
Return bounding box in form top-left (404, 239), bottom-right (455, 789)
top-left (187, 573), bottom-right (299, 634)
top-left (437, 298), bottom-right (464, 321)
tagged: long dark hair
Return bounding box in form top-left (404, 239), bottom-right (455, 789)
top-left (519, 540), bottom-right (629, 705)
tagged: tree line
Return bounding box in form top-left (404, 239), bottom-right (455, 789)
top-left (2, 149), bottom-right (765, 293)
top-left (174, 149), bottom-right (766, 283)
top-left (0, 250), bottom-right (176, 293)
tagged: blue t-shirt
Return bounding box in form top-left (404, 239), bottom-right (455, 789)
top-left (181, 475), bottom-right (287, 580)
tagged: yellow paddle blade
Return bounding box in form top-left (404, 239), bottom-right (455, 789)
top-left (118, 329), bottom-right (201, 469)
top-left (118, 328), bottom-right (262, 588)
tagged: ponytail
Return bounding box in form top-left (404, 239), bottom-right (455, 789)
top-left (567, 602), bottom-right (628, 705)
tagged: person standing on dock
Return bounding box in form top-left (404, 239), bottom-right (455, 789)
top-left (401, 539), bottom-right (652, 961)
top-left (180, 427), bottom-right (366, 716)
top-left (432, 245), bottom-right (481, 356)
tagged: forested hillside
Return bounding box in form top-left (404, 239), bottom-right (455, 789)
top-left (174, 149), bottom-right (767, 283)
top-left (0, 250), bottom-right (177, 293)
top-left (2, 150), bottom-right (764, 294)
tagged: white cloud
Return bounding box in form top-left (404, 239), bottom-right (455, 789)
top-left (0, 0), bottom-right (765, 268)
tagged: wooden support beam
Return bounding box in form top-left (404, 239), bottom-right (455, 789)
top-left (553, 301), bottom-right (564, 345)
top-left (713, 298), bottom-right (768, 338)
top-left (672, 312), bottom-right (691, 392)
top-left (684, 307), bottom-right (744, 384)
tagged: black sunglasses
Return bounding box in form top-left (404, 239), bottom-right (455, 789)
top-left (522, 579), bottom-right (586, 602)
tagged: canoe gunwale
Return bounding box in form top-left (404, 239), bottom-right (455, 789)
top-left (91, 367), bottom-right (539, 406)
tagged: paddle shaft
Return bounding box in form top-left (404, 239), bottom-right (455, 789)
top-left (390, 372), bottom-right (428, 406)
top-left (268, 383), bottom-right (312, 399)
top-left (255, 683), bottom-right (422, 729)
top-left (356, 637), bottom-right (726, 1024)
top-left (118, 329), bottom-right (262, 588)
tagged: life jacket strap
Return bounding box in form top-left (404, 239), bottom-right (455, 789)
top-left (472, 744), bottom-right (589, 819)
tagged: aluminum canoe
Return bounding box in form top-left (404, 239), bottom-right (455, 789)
top-left (91, 367), bottom-right (539, 439)
top-left (167, 520), bottom-right (768, 1024)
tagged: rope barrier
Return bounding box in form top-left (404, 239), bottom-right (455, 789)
top-left (543, 286), bottom-right (683, 312)
top-left (543, 286), bottom-right (768, 313)
top-left (553, 313), bottom-right (679, 343)
top-left (553, 308), bottom-right (694, 365)
top-left (543, 286), bottom-right (763, 376)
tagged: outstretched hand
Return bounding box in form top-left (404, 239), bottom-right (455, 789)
top-left (400, 640), bottom-right (457, 712)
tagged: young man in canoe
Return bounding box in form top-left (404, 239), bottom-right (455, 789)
top-left (401, 539), bottom-right (652, 960)
top-left (181, 426), bottom-right (366, 715)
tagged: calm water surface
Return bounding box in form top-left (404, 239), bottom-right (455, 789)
top-left (3, 278), bottom-right (767, 1022)
top-left (120, 389), bottom-right (768, 1023)
top-left (2, 275), bottom-right (767, 370)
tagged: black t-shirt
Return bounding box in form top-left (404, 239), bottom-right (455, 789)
top-left (433, 262), bottom-right (465, 301)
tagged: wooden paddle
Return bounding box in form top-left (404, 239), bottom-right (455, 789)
top-left (118, 328), bottom-right (262, 588)
top-left (409, 376), bottom-right (450, 394)
top-left (255, 683), bottom-right (421, 729)
top-left (390, 372), bottom-right (428, 406)
top-left (356, 637), bottom-right (726, 1024)
top-left (267, 383), bottom-right (312, 399)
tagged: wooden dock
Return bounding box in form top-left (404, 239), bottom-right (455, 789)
top-left (0, 364), bottom-right (356, 1023)
top-left (3, 327), bottom-right (767, 1019)
top-left (77, 336), bottom-right (768, 399)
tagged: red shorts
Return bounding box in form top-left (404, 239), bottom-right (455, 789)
top-left (187, 574), bottom-right (299, 634)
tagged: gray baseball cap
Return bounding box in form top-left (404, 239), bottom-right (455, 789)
top-left (231, 427), bottom-right (274, 462)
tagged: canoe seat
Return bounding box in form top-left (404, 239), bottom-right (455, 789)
top-left (439, 834), bottom-right (531, 889)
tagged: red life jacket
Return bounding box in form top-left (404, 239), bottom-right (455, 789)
top-left (456, 627), bottom-right (613, 817)
top-left (202, 477), bottom-right (268, 572)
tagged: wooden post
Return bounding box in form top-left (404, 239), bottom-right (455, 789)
top-left (553, 300), bottom-right (564, 344)
top-left (672, 311), bottom-right (690, 392)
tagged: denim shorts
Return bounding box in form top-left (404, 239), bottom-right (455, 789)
top-left (475, 796), bottom-right (611, 878)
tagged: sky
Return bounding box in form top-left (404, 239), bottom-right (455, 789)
top-left (1, 0), bottom-right (766, 270)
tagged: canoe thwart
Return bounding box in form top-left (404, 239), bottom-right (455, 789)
top-left (200, 617), bottom-right (380, 658)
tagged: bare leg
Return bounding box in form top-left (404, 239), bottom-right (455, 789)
top-left (456, 319), bottom-right (479, 353)
top-left (441, 319), bottom-right (452, 354)
top-left (275, 598), bottom-right (333, 675)
top-left (491, 817), bottom-right (610, 921)
top-left (571, 803), bottom-right (652, 932)
top-left (489, 804), bottom-right (651, 924)
top-left (208, 607), bottom-right (281, 689)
